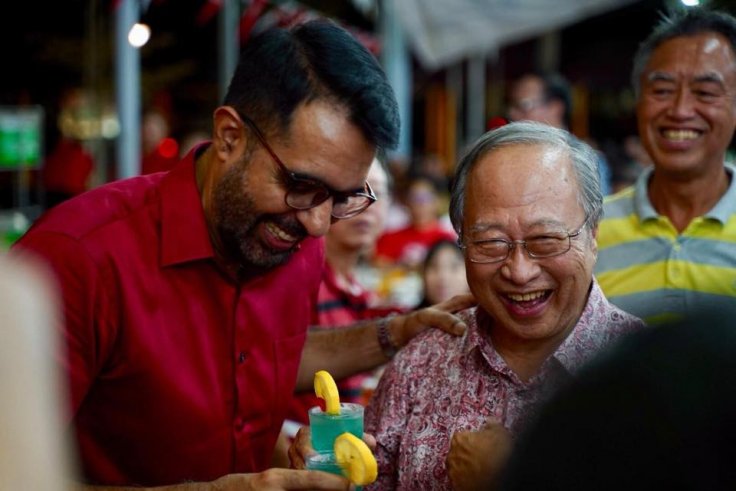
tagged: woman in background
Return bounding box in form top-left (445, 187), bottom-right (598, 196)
top-left (415, 239), bottom-right (470, 309)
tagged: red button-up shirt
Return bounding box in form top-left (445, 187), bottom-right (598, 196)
top-left (14, 147), bottom-right (323, 486)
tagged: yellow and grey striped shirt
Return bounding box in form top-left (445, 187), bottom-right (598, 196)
top-left (595, 164), bottom-right (736, 325)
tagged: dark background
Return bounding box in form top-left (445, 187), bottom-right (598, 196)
top-left (2, 0), bottom-right (736, 186)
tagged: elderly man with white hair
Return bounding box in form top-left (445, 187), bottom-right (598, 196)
top-left (364, 121), bottom-right (645, 490)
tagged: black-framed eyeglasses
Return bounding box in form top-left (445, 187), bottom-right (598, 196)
top-left (238, 113), bottom-right (376, 219)
top-left (460, 215), bottom-right (590, 264)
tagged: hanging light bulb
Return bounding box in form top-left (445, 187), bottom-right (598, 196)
top-left (128, 22), bottom-right (151, 48)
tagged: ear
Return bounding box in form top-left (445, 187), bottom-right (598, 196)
top-left (212, 106), bottom-right (247, 162)
top-left (590, 224), bottom-right (599, 256)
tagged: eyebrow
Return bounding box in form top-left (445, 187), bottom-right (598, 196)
top-left (467, 218), bottom-right (568, 235)
top-left (646, 72), bottom-right (675, 83)
top-left (646, 70), bottom-right (726, 85)
top-left (286, 167), bottom-right (366, 195)
top-left (693, 72), bottom-right (726, 85)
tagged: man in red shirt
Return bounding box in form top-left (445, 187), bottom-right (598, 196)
top-left (13, 20), bottom-right (470, 490)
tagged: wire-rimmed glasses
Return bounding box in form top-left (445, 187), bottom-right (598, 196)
top-left (461, 215), bottom-right (590, 264)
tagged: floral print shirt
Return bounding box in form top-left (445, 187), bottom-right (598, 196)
top-left (365, 280), bottom-right (644, 490)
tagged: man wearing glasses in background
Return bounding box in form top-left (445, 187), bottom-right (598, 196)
top-left (12, 20), bottom-right (470, 490)
top-left (506, 71), bottom-right (613, 196)
top-left (363, 121), bottom-right (644, 491)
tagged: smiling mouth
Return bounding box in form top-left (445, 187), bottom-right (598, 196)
top-left (503, 289), bottom-right (552, 307)
top-left (661, 129), bottom-right (701, 141)
top-left (265, 221), bottom-right (299, 246)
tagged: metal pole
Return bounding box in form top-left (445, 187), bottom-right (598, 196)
top-left (466, 54), bottom-right (486, 144)
top-left (218, 0), bottom-right (239, 103)
top-left (115, 0), bottom-right (141, 179)
top-left (380, 0), bottom-right (412, 160)
top-left (446, 62), bottom-right (463, 156)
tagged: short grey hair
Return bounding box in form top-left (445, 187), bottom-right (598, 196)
top-left (449, 121), bottom-right (603, 239)
top-left (631, 8), bottom-right (736, 98)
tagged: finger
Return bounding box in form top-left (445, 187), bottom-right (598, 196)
top-left (362, 432), bottom-right (377, 450)
top-left (449, 430), bottom-right (466, 449)
top-left (483, 417), bottom-right (502, 429)
top-left (274, 469), bottom-right (350, 490)
top-left (288, 427), bottom-right (314, 469)
top-left (435, 293), bottom-right (476, 312)
top-left (414, 309), bottom-right (467, 336)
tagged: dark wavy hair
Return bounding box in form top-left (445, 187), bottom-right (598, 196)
top-left (224, 19), bottom-right (400, 153)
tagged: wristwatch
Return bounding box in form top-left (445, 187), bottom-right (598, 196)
top-left (377, 314), bottom-right (399, 359)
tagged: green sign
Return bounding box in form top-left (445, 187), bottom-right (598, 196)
top-left (0, 107), bottom-right (43, 169)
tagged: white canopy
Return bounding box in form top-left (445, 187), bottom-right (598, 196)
top-left (392, 0), bottom-right (641, 69)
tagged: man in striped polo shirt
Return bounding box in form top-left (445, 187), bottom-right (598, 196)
top-left (596, 8), bottom-right (736, 324)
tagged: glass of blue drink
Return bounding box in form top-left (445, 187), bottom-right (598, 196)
top-left (308, 402), bottom-right (364, 454)
top-left (305, 452), bottom-right (364, 490)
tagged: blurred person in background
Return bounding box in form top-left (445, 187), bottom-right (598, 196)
top-left (12, 19), bottom-right (470, 490)
top-left (364, 122), bottom-right (643, 491)
top-left (381, 154), bottom-right (411, 232)
top-left (410, 153), bottom-right (451, 203)
top-left (415, 238), bottom-right (469, 309)
top-left (42, 87), bottom-right (95, 208)
top-left (374, 173), bottom-right (456, 270)
top-left (275, 157), bottom-right (400, 465)
top-left (596, 8), bottom-right (736, 324)
top-left (507, 71), bottom-right (613, 196)
top-left (611, 135), bottom-right (652, 193)
top-left (140, 108), bottom-right (179, 175)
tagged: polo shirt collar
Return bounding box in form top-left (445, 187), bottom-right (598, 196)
top-left (160, 143), bottom-right (215, 266)
top-left (633, 166), bottom-right (658, 220)
top-left (707, 163), bottom-right (736, 223)
top-left (634, 163), bottom-right (736, 224)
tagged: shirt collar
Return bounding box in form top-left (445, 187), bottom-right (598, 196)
top-left (707, 163), bottom-right (736, 222)
top-left (551, 279), bottom-right (612, 374)
top-left (463, 307), bottom-right (516, 376)
top-left (634, 163), bottom-right (736, 223)
top-left (160, 143), bottom-right (215, 266)
top-left (463, 279), bottom-right (608, 376)
top-left (633, 165), bottom-right (658, 220)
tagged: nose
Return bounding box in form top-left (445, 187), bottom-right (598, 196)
top-left (668, 86), bottom-right (696, 119)
top-left (500, 243), bottom-right (542, 285)
top-left (296, 198), bottom-right (333, 238)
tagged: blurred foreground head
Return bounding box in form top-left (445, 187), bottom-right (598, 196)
top-left (500, 308), bottom-right (736, 490)
top-left (0, 255), bottom-right (76, 490)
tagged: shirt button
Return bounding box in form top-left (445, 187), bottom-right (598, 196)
top-left (238, 352), bottom-right (246, 364)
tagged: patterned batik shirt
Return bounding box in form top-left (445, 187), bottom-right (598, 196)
top-left (364, 279), bottom-right (644, 490)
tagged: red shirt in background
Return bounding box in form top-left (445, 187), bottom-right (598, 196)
top-left (42, 138), bottom-right (94, 196)
top-left (374, 224), bottom-right (457, 267)
top-left (14, 147), bottom-right (324, 486)
top-left (285, 263), bottom-right (402, 426)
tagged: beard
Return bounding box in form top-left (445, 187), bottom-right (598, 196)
top-left (212, 153), bottom-right (307, 275)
